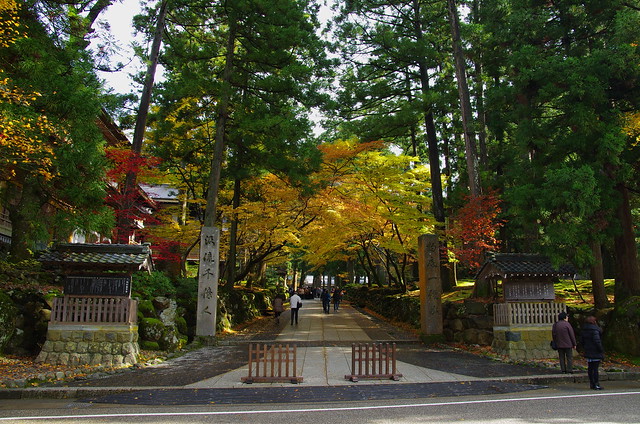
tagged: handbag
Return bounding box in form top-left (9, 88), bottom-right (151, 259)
top-left (550, 340), bottom-right (558, 350)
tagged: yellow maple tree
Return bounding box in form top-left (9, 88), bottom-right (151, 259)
top-left (276, 138), bottom-right (433, 290)
top-left (0, 0), bottom-right (21, 48)
top-left (0, 1), bottom-right (65, 182)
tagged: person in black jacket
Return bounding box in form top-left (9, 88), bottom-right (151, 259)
top-left (581, 316), bottom-right (604, 390)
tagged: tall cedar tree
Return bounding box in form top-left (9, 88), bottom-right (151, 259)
top-left (481, 0), bottom-right (640, 301)
top-left (147, 0), bottom-right (332, 281)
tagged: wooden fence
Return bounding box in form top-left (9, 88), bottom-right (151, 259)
top-left (241, 343), bottom-right (303, 384)
top-left (50, 295), bottom-right (138, 324)
top-left (345, 343), bottom-right (402, 382)
top-left (493, 302), bottom-right (566, 326)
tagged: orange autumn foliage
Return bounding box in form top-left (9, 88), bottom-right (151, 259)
top-left (448, 190), bottom-right (505, 270)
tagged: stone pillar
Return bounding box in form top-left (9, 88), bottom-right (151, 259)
top-left (418, 234), bottom-right (443, 335)
top-left (196, 226), bottom-right (220, 337)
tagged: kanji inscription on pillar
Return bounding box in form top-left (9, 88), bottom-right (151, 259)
top-left (196, 226), bottom-right (220, 337)
top-left (418, 234), bottom-right (443, 335)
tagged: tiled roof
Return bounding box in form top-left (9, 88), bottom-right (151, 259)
top-left (476, 253), bottom-right (576, 279)
top-left (39, 243), bottom-right (152, 271)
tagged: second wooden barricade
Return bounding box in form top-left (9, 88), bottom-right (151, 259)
top-left (345, 342), bottom-right (402, 382)
top-left (241, 343), bottom-right (303, 384)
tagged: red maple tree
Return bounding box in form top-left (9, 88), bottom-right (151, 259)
top-left (448, 190), bottom-right (505, 270)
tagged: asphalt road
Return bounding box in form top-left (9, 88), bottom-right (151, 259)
top-left (1, 380), bottom-right (639, 423)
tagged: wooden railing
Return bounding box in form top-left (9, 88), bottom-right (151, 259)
top-left (493, 302), bottom-right (566, 326)
top-left (241, 343), bottom-right (303, 384)
top-left (51, 295), bottom-right (137, 324)
top-left (345, 343), bottom-right (402, 382)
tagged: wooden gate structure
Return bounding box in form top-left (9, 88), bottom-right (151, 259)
top-left (345, 342), bottom-right (402, 382)
top-left (241, 343), bottom-right (303, 384)
top-left (36, 243), bottom-right (152, 367)
top-left (476, 253), bottom-right (576, 360)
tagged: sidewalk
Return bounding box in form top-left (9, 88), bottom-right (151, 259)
top-left (188, 299), bottom-right (475, 388)
top-left (1, 298), bottom-right (638, 404)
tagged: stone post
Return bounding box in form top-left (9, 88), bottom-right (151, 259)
top-left (418, 234), bottom-right (443, 335)
top-left (196, 226), bottom-right (220, 337)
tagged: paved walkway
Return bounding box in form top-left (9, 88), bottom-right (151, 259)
top-left (188, 298), bottom-right (474, 388)
top-left (4, 298), bottom-right (638, 405)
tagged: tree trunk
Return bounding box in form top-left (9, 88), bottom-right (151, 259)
top-left (412, 0), bottom-right (445, 224)
top-left (613, 183), bottom-right (640, 301)
top-left (203, 20), bottom-right (237, 228)
top-left (357, 252), bottom-right (373, 288)
top-left (117, 0), bottom-right (168, 243)
top-left (347, 258), bottom-right (355, 285)
top-left (7, 183), bottom-right (44, 261)
top-left (360, 243), bottom-right (380, 286)
top-left (181, 233), bottom-right (200, 277)
top-left (590, 240), bottom-right (608, 309)
top-left (447, 0), bottom-right (481, 197)
top-left (471, 0), bottom-right (487, 168)
top-left (224, 178), bottom-right (241, 290)
top-left (292, 267), bottom-right (299, 291)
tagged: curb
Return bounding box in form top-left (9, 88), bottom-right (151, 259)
top-left (2, 371), bottom-right (638, 401)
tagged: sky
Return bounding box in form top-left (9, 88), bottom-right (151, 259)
top-left (94, 0), bottom-right (332, 136)
top-left (95, 1), bottom-right (333, 96)
top-left (95, 0), bottom-right (146, 95)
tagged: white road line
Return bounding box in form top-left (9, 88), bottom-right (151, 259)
top-left (2, 391), bottom-right (640, 421)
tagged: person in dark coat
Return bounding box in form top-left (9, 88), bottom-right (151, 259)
top-left (581, 315), bottom-right (605, 390)
top-left (552, 311), bottom-right (576, 373)
top-left (332, 287), bottom-right (342, 312)
top-left (321, 289), bottom-right (331, 314)
top-left (273, 293), bottom-right (285, 324)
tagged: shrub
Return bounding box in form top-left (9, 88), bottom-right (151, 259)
top-left (138, 300), bottom-right (156, 318)
top-left (139, 317), bottom-right (164, 342)
top-left (174, 277), bottom-right (198, 299)
top-left (132, 271), bottom-right (176, 298)
top-left (139, 340), bottom-right (160, 350)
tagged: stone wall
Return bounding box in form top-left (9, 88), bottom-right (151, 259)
top-left (492, 325), bottom-right (556, 360)
top-left (35, 323), bottom-right (139, 367)
top-left (442, 300), bottom-right (495, 346)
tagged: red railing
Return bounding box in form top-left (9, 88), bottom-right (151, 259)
top-left (51, 295), bottom-right (137, 324)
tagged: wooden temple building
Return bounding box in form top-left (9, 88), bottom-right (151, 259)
top-left (476, 253), bottom-right (577, 360)
top-left (36, 243), bottom-right (153, 367)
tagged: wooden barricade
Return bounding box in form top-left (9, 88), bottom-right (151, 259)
top-left (345, 342), bottom-right (402, 382)
top-left (241, 343), bottom-right (303, 384)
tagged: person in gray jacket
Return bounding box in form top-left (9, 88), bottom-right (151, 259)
top-left (552, 311), bottom-right (577, 373)
top-left (581, 315), bottom-right (605, 390)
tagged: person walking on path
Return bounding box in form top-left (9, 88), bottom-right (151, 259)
top-left (289, 291), bottom-right (302, 325)
top-left (552, 311), bottom-right (576, 373)
top-left (321, 289), bottom-right (331, 314)
top-left (273, 293), bottom-right (285, 324)
top-left (581, 315), bottom-right (605, 390)
top-left (332, 288), bottom-right (342, 312)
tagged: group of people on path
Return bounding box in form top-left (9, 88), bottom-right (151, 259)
top-left (272, 287), bottom-right (343, 325)
top-left (551, 312), bottom-right (605, 390)
top-left (322, 288), bottom-right (343, 313)
top-left (277, 292), bottom-right (605, 390)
